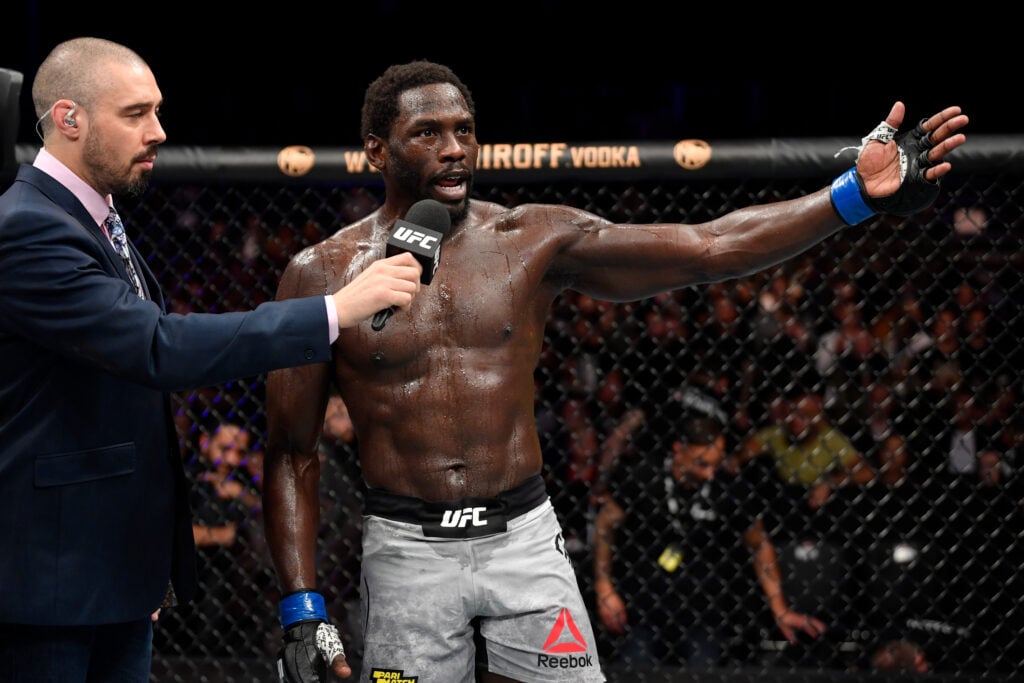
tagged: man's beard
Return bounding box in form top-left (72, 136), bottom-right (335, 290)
top-left (394, 163), bottom-right (472, 222)
top-left (450, 182), bottom-right (472, 223)
top-left (83, 131), bottom-right (152, 196)
top-left (122, 170), bottom-right (151, 197)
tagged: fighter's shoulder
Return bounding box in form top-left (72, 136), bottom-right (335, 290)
top-left (277, 216), bottom-right (377, 295)
top-left (474, 200), bottom-right (601, 232)
top-left (288, 217), bottom-right (374, 266)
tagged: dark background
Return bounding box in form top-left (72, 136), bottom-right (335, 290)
top-left (2, 3), bottom-right (1016, 148)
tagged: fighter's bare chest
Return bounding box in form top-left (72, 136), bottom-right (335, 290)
top-left (338, 239), bottom-right (546, 365)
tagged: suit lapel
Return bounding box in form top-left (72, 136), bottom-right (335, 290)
top-left (20, 165), bottom-right (163, 305)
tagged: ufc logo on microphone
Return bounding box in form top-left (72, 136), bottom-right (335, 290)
top-left (393, 226), bottom-right (439, 250)
top-left (440, 506), bottom-right (488, 528)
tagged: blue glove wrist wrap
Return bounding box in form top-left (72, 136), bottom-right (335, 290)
top-left (279, 590), bottom-right (327, 628)
top-left (830, 167), bottom-right (875, 226)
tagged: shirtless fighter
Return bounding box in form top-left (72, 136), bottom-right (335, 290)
top-left (263, 60), bottom-right (968, 682)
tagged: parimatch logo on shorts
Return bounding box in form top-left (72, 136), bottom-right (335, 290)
top-left (369, 668), bottom-right (417, 682)
top-left (537, 607), bottom-right (593, 669)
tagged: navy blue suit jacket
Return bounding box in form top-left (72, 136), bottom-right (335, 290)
top-left (0, 164), bottom-right (332, 626)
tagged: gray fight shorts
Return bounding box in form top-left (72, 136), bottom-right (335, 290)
top-left (359, 474), bottom-right (606, 682)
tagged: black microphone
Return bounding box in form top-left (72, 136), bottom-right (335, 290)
top-left (371, 198), bottom-right (451, 331)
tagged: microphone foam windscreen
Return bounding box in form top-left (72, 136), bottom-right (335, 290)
top-left (405, 199), bottom-right (451, 236)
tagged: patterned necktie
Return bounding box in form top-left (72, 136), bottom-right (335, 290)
top-left (105, 207), bottom-right (145, 299)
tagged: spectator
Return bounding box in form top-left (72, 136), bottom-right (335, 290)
top-left (750, 267), bottom-right (818, 374)
top-left (917, 381), bottom-right (987, 478)
top-left (174, 420), bottom-right (272, 656)
top-left (983, 406), bottom-right (1023, 483)
top-left (689, 283), bottom-right (761, 435)
top-left (814, 291), bottom-right (887, 445)
top-left (869, 638), bottom-right (930, 673)
top-left (732, 374), bottom-right (875, 510)
top-left (902, 305), bottom-right (963, 398)
top-left (871, 281), bottom-right (929, 381)
top-left (848, 374), bottom-right (909, 458)
top-left (959, 300), bottom-right (1005, 381)
top-left (593, 388), bottom-right (825, 670)
top-left (190, 421), bottom-right (261, 536)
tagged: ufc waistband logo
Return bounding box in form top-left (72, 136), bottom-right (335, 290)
top-left (422, 503), bottom-right (507, 538)
top-left (440, 506), bottom-right (488, 528)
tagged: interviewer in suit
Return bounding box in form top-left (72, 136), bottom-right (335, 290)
top-left (0, 37), bottom-right (421, 683)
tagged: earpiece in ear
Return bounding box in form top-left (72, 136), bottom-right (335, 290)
top-left (63, 101), bottom-right (78, 127)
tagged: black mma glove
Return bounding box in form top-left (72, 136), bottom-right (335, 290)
top-left (277, 591), bottom-right (346, 683)
top-left (831, 117), bottom-right (940, 225)
top-left (857, 118), bottom-right (939, 216)
top-left (280, 620), bottom-right (330, 683)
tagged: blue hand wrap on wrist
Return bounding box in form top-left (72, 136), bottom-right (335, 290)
top-left (279, 590), bottom-right (327, 627)
top-left (830, 167), bottom-right (875, 225)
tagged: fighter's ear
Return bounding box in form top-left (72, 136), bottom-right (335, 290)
top-left (364, 134), bottom-right (385, 171)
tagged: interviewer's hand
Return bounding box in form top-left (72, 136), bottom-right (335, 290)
top-left (332, 252), bottom-right (422, 329)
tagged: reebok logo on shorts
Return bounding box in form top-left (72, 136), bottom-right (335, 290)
top-left (537, 607), bottom-right (593, 669)
top-left (542, 607), bottom-right (587, 653)
top-left (369, 668), bottom-right (417, 682)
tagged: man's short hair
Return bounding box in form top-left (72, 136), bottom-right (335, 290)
top-left (360, 60), bottom-right (475, 140)
top-left (675, 386), bottom-right (726, 445)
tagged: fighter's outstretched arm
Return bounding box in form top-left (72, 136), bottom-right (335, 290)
top-left (563, 102), bottom-right (968, 302)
